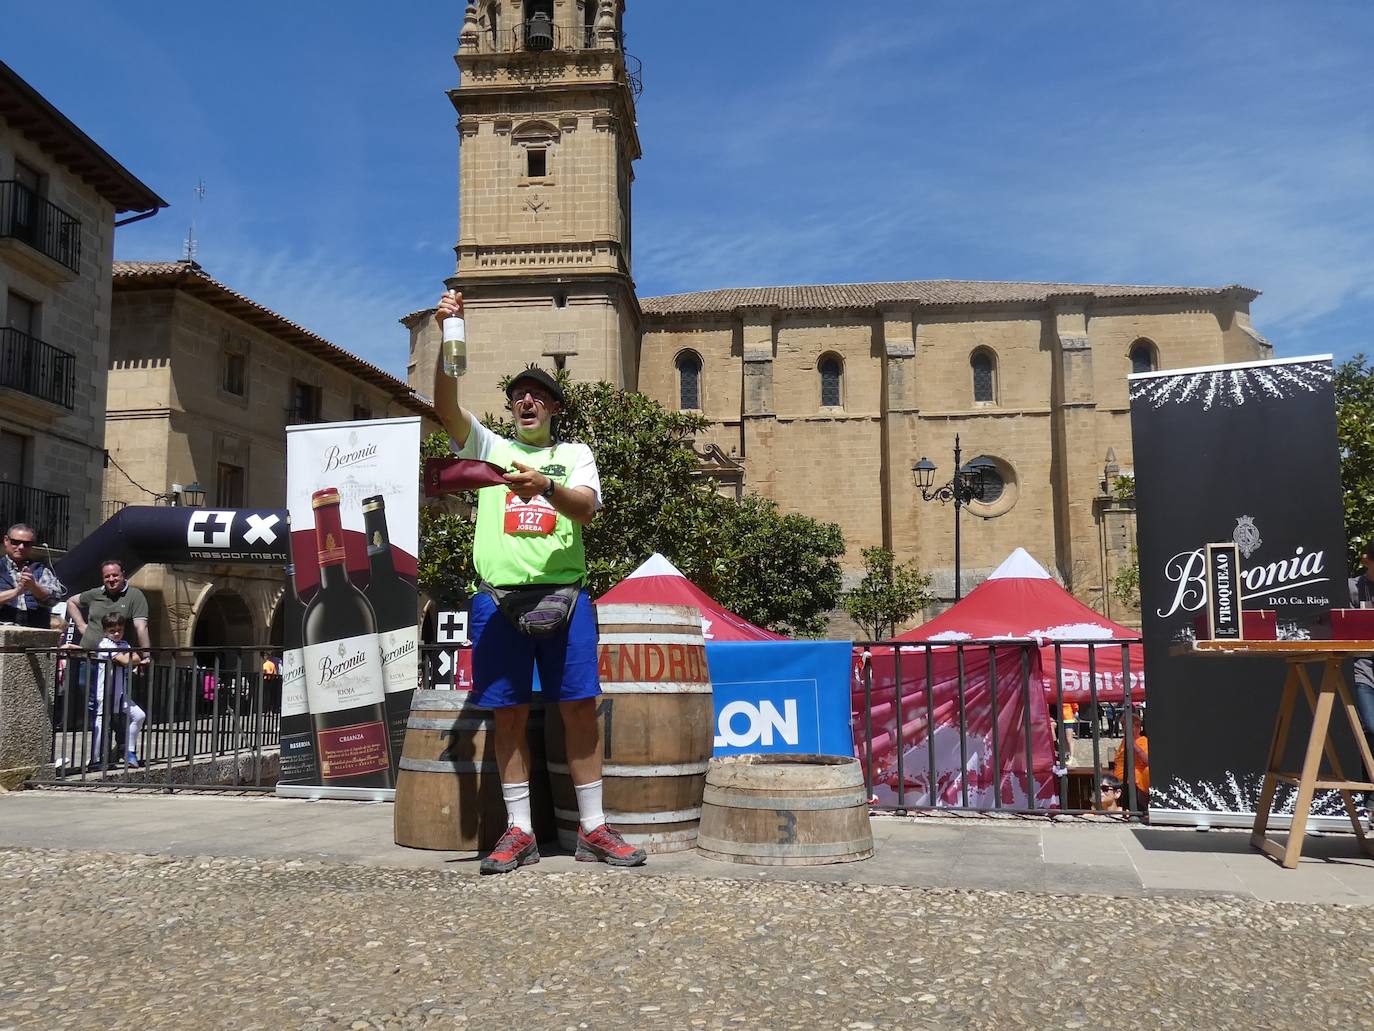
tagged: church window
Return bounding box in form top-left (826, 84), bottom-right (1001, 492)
top-left (974, 460), bottom-right (1005, 504)
top-left (1129, 339), bottom-right (1157, 375)
top-left (971, 349), bottom-right (997, 404)
top-left (677, 351), bottom-right (702, 410)
top-left (819, 354), bottom-right (843, 408)
top-left (527, 148), bottom-right (547, 178)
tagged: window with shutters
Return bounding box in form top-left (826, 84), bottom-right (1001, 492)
top-left (217, 463), bottom-right (245, 508)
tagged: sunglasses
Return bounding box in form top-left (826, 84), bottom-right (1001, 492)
top-left (1100, 785), bottom-right (1121, 792)
top-left (5, 537), bottom-right (33, 546)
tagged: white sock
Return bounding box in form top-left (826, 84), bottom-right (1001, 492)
top-left (575, 779), bottom-right (605, 834)
top-left (501, 781), bottom-right (533, 834)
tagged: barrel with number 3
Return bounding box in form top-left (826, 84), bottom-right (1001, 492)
top-left (545, 602), bottom-right (714, 853)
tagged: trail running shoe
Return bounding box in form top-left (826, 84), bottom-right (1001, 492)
top-left (575, 824), bottom-right (647, 867)
top-left (479, 826), bottom-right (539, 875)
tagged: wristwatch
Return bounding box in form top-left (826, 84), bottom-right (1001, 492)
top-left (541, 477), bottom-right (557, 500)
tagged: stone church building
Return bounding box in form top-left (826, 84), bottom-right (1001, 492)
top-left (407, 0), bottom-right (1271, 628)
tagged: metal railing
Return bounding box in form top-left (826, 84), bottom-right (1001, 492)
top-left (470, 23), bottom-right (643, 96)
top-left (0, 180), bottom-right (82, 273)
top-left (0, 326), bottom-right (77, 408)
top-left (853, 638), bottom-right (1145, 818)
top-left (0, 481), bottom-right (70, 549)
top-left (284, 406), bottom-right (320, 426)
top-left (33, 646), bottom-right (281, 791)
top-left (102, 499), bottom-right (128, 521)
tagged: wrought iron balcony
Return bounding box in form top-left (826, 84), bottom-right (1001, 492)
top-left (0, 481), bottom-right (71, 549)
top-left (284, 406), bottom-right (319, 426)
top-left (0, 181), bottom-right (82, 274)
top-left (0, 328), bottom-right (77, 409)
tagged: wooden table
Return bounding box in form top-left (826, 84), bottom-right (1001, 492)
top-left (1182, 640), bottom-right (1374, 868)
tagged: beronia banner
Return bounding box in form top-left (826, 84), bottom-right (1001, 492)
top-left (281, 417), bottom-right (422, 792)
top-left (1129, 355), bottom-right (1349, 823)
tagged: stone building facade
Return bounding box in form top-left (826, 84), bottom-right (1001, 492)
top-left (0, 61), bottom-right (165, 553)
top-left (411, 3), bottom-right (1272, 631)
top-left (638, 283), bottom-right (1271, 625)
top-left (106, 261), bottom-right (438, 650)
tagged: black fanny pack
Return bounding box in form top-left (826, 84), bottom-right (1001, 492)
top-left (482, 581), bottom-right (581, 637)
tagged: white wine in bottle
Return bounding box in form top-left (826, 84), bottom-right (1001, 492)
top-left (442, 289), bottom-right (467, 377)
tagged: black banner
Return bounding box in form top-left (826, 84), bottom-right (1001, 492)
top-left (55, 506), bottom-right (288, 591)
top-left (1129, 356), bottom-right (1350, 820)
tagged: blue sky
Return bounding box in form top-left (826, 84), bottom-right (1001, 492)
top-left (6, 2), bottom-right (1372, 379)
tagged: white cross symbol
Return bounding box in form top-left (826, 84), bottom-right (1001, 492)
top-left (244, 513), bottom-right (279, 546)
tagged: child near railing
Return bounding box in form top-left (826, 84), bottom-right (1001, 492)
top-left (91, 613), bottom-right (146, 769)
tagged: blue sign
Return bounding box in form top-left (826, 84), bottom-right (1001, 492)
top-left (705, 641), bottom-right (854, 758)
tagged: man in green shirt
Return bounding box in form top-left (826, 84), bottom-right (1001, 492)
top-left (434, 291), bottom-right (645, 874)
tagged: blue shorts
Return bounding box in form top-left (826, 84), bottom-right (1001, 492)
top-left (469, 589), bottom-right (601, 709)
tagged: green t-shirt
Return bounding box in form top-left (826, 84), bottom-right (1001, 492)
top-left (456, 421), bottom-right (601, 587)
top-left (78, 583), bottom-right (149, 649)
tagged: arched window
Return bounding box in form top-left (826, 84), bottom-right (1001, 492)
top-left (677, 351), bottom-right (702, 410)
top-left (1129, 339), bottom-right (1157, 375)
top-left (819, 353), bottom-right (843, 408)
top-left (479, 1), bottom-right (500, 49)
top-left (971, 349), bottom-right (997, 404)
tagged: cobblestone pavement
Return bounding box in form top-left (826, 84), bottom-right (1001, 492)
top-left (2, 849), bottom-right (1372, 1031)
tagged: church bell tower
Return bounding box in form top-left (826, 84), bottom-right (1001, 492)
top-left (437, 0), bottom-right (642, 404)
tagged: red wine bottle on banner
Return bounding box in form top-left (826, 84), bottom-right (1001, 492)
top-left (362, 495), bottom-right (419, 769)
top-left (277, 561), bottom-right (318, 785)
top-left (302, 487), bottom-right (393, 788)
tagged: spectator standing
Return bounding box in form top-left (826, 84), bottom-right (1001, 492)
top-left (67, 560), bottom-right (151, 762)
top-left (0, 523), bottom-right (65, 627)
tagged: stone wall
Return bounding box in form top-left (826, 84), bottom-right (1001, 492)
top-left (0, 119), bottom-right (120, 546)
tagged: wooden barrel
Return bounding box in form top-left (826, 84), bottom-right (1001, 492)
top-left (696, 754), bottom-right (874, 866)
top-left (393, 689), bottom-right (554, 851)
top-left (545, 602), bottom-right (713, 854)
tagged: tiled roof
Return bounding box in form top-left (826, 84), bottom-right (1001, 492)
top-left (640, 280), bottom-right (1259, 317)
top-left (0, 60), bottom-right (167, 213)
top-left (112, 261), bottom-right (432, 417)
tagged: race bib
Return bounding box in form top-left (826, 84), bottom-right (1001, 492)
top-left (504, 491), bottom-right (557, 536)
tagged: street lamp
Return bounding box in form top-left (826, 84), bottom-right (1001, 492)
top-left (911, 434), bottom-right (993, 601)
top-left (182, 482), bottom-right (206, 507)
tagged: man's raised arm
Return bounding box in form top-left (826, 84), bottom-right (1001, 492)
top-left (433, 291), bottom-right (475, 448)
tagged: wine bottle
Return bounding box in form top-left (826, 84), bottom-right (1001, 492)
top-left (302, 487), bottom-right (392, 788)
top-left (362, 494), bottom-right (419, 769)
top-left (277, 559), bottom-right (318, 785)
top-left (442, 289), bottom-right (467, 377)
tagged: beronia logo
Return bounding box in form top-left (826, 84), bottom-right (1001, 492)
top-left (318, 647), bottom-right (369, 683)
top-left (323, 442), bottom-right (378, 472)
top-left (1157, 517), bottom-right (1328, 618)
top-left (381, 636), bottom-right (416, 665)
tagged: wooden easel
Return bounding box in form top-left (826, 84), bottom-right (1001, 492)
top-left (1191, 641), bottom-right (1374, 868)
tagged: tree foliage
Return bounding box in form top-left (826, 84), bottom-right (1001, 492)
top-left (418, 376), bottom-right (846, 635)
top-left (841, 546), bottom-right (934, 641)
top-left (1335, 354), bottom-right (1374, 566)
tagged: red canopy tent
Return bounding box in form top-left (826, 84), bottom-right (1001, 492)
top-left (595, 553), bottom-right (787, 641)
top-left (895, 548), bottom-right (1145, 704)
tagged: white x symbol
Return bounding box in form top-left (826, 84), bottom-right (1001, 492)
top-left (244, 513), bottom-right (279, 545)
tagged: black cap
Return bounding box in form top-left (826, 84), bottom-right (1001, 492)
top-left (506, 365), bottom-right (565, 405)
